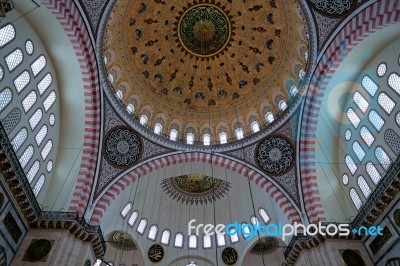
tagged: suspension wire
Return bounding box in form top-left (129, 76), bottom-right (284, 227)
top-left (232, 98), bottom-right (266, 266)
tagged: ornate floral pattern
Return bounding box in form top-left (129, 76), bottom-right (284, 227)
top-left (161, 174), bottom-right (230, 205)
top-left (257, 136), bottom-right (294, 175)
top-left (309, 0), bottom-right (354, 16)
top-left (105, 128), bottom-right (140, 167)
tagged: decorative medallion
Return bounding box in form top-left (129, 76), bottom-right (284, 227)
top-left (2, 212), bottom-right (22, 242)
top-left (104, 127), bottom-right (141, 167)
top-left (257, 135), bottom-right (294, 175)
top-left (177, 4), bottom-right (232, 58)
top-left (25, 239), bottom-right (52, 262)
top-left (222, 247), bottom-right (238, 265)
top-left (161, 173), bottom-right (230, 205)
top-left (110, 231), bottom-right (137, 250)
top-left (308, 0), bottom-right (355, 16)
top-left (394, 209), bottom-right (400, 227)
top-left (342, 249), bottom-right (365, 266)
top-left (250, 237), bottom-right (278, 255)
top-left (148, 244), bottom-right (164, 263)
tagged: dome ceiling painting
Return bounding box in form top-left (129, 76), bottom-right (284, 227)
top-left (103, 0), bottom-right (309, 141)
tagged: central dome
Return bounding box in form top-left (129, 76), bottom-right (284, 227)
top-left (103, 0), bottom-right (309, 143)
top-left (178, 4), bottom-right (231, 57)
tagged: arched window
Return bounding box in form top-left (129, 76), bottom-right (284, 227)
top-left (369, 110), bottom-right (384, 131)
top-left (22, 91), bottom-right (37, 113)
top-left (154, 123), bottom-right (162, 134)
top-left (47, 160), bottom-right (53, 172)
top-left (251, 121), bottom-right (260, 133)
top-left (353, 92), bottom-right (369, 113)
top-left (219, 132), bottom-right (228, 144)
top-left (388, 73), bottom-right (400, 95)
top-left (203, 235), bottom-right (212, 248)
top-left (366, 162), bottom-right (382, 185)
top-left (11, 128), bottom-right (27, 151)
top-left (0, 24), bottom-right (16, 47)
top-left (161, 230), bottom-right (170, 245)
top-left (203, 134), bottom-right (211, 145)
top-left (41, 140), bottom-right (52, 160)
top-left (376, 63), bottom-right (386, 77)
top-left (216, 234), bottom-right (226, 247)
top-left (148, 225), bottom-right (158, 240)
top-left (235, 128), bottom-right (243, 140)
top-left (278, 100), bottom-right (288, 111)
top-left (139, 115), bottom-right (148, 125)
top-left (170, 129), bottom-right (178, 141)
top-left (43, 91), bottom-right (56, 112)
top-left (29, 109), bottom-right (42, 130)
top-left (347, 108), bottom-right (360, 129)
top-left (174, 233), bottom-right (183, 247)
top-left (108, 73), bottom-right (114, 84)
top-left (26, 161), bottom-right (40, 183)
top-left (35, 125), bottom-right (48, 146)
top-left (25, 40), bottom-right (34, 55)
top-left (250, 216), bottom-right (259, 226)
top-left (188, 235), bottom-right (197, 248)
top-left (115, 90), bottom-right (123, 100)
top-left (5, 48), bottom-right (23, 71)
top-left (345, 155), bottom-right (357, 175)
top-left (350, 188), bottom-right (362, 210)
top-left (31, 55), bottom-right (46, 77)
top-left (128, 211), bottom-right (138, 226)
top-left (258, 208), bottom-right (270, 223)
top-left (299, 68), bottom-right (305, 79)
top-left (378, 93), bottom-right (395, 114)
top-left (14, 70), bottom-right (30, 93)
top-left (38, 73), bottom-right (52, 95)
top-left (290, 85), bottom-right (298, 96)
top-left (120, 203), bottom-right (132, 218)
top-left (0, 88), bottom-right (12, 111)
top-left (375, 147), bottom-right (391, 170)
top-left (228, 227), bottom-right (239, 243)
top-left (19, 145), bottom-right (34, 169)
top-left (352, 141), bottom-right (365, 162)
top-left (360, 126), bottom-right (374, 147)
top-left (265, 112), bottom-right (274, 123)
top-left (137, 219), bottom-right (147, 234)
top-left (126, 104), bottom-right (135, 114)
top-left (357, 176), bottom-right (371, 198)
top-left (186, 133), bottom-right (194, 145)
top-left (33, 175), bottom-right (45, 196)
top-left (361, 76), bottom-right (378, 96)
top-left (242, 223), bottom-right (251, 239)
top-left (342, 174), bottom-right (349, 185)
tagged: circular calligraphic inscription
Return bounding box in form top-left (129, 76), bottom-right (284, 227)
top-left (257, 136), bottom-right (294, 175)
top-left (111, 231), bottom-right (136, 250)
top-left (222, 247), bottom-right (238, 265)
top-left (148, 244), bottom-right (164, 263)
top-left (105, 128), bottom-right (141, 167)
top-left (178, 4), bottom-right (231, 57)
top-left (26, 239), bottom-right (52, 262)
top-left (393, 209), bottom-right (400, 227)
top-left (251, 237), bottom-right (278, 255)
top-left (342, 249), bottom-right (365, 266)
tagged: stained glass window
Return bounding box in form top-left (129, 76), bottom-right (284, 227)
top-left (388, 73), bottom-right (400, 95)
top-left (353, 141), bottom-right (365, 162)
top-left (31, 55), bottom-right (46, 77)
top-left (14, 71), bottom-right (30, 93)
top-left (361, 76), bottom-right (378, 96)
top-left (345, 155), bottom-right (357, 175)
top-left (19, 145), bottom-right (34, 169)
top-left (22, 91), bottom-right (37, 113)
top-left (137, 219), bottom-right (147, 234)
top-left (369, 110), bottom-right (384, 131)
top-left (378, 93), bottom-right (395, 114)
top-left (5, 49), bottom-right (23, 71)
top-left (121, 203), bottom-right (132, 218)
top-left (360, 126), bottom-right (374, 147)
top-left (148, 225), bottom-right (158, 240)
top-left (357, 176), bottom-right (371, 198)
top-left (347, 108), bottom-right (360, 129)
top-left (350, 188), bottom-right (362, 210)
top-left (26, 160), bottom-right (40, 183)
top-left (366, 162), bottom-right (382, 184)
top-left (174, 233), bottom-right (183, 247)
top-left (0, 24), bottom-right (15, 47)
top-left (37, 73), bottom-right (52, 95)
top-left (161, 230), bottom-right (170, 245)
top-left (188, 235), bottom-right (197, 248)
top-left (0, 88), bottom-right (12, 111)
top-left (43, 91), bottom-right (56, 112)
top-left (375, 147), bottom-right (391, 170)
top-left (41, 140), bottom-right (52, 160)
top-left (29, 109), bottom-right (42, 130)
top-left (11, 128), bottom-right (27, 151)
top-left (353, 92), bottom-right (369, 113)
top-left (33, 175), bottom-right (45, 196)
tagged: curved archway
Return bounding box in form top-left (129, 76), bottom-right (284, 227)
top-left (298, 0), bottom-right (399, 223)
top-left (90, 152), bottom-right (301, 225)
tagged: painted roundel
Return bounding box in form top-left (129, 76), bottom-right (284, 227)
top-left (257, 135), bottom-right (294, 175)
top-left (104, 128), bottom-right (141, 167)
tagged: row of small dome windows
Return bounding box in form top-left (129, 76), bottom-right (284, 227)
top-left (116, 90), bottom-right (292, 145)
top-left (120, 202), bottom-right (270, 248)
top-left (345, 62), bottom-right (399, 210)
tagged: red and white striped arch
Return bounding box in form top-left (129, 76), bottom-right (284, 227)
top-left (299, 0), bottom-right (399, 223)
top-left (90, 152), bottom-right (302, 225)
top-left (41, 0), bottom-right (101, 216)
